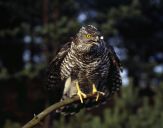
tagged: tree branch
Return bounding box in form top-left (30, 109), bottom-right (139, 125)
top-left (22, 94), bottom-right (95, 128)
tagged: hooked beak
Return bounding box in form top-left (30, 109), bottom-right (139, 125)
top-left (91, 39), bottom-right (100, 47)
top-left (87, 36), bottom-right (103, 46)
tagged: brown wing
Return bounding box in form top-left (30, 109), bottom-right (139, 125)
top-left (47, 42), bottom-right (71, 103)
top-left (82, 44), bottom-right (123, 109)
top-left (106, 44), bottom-right (122, 97)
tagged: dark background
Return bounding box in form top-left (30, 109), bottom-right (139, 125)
top-left (0, 0), bottom-right (163, 127)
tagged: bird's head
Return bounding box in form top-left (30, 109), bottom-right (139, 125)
top-left (75, 25), bottom-right (104, 53)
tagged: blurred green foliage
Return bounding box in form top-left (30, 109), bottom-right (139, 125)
top-left (0, 0), bottom-right (163, 127)
top-left (3, 120), bottom-right (21, 128)
top-left (3, 84), bottom-right (163, 128)
top-left (51, 85), bottom-right (163, 128)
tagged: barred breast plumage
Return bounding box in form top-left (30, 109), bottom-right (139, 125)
top-left (47, 25), bottom-right (122, 115)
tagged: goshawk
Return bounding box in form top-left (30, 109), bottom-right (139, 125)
top-left (47, 25), bottom-right (122, 115)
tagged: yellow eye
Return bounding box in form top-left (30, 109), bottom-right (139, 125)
top-left (85, 34), bottom-right (92, 38)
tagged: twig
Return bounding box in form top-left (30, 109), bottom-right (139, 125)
top-left (22, 94), bottom-right (95, 128)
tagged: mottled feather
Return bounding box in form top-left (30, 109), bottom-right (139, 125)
top-left (47, 25), bottom-right (122, 115)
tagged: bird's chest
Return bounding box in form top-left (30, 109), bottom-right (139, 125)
top-left (79, 56), bottom-right (110, 80)
top-left (60, 52), bottom-right (110, 81)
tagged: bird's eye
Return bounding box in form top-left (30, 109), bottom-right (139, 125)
top-left (85, 34), bottom-right (92, 38)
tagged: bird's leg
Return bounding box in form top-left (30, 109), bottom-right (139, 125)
top-left (75, 81), bottom-right (87, 103)
top-left (92, 84), bottom-right (105, 101)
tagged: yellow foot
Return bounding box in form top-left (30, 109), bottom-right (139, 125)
top-left (92, 84), bottom-right (105, 101)
top-left (76, 81), bottom-right (87, 103)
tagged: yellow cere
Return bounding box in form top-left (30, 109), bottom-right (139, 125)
top-left (85, 34), bottom-right (92, 38)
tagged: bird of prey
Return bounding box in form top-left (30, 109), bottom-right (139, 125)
top-left (47, 25), bottom-right (122, 115)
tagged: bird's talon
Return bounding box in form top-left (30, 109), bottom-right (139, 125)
top-left (76, 81), bottom-right (87, 103)
top-left (82, 93), bottom-right (87, 98)
top-left (99, 92), bottom-right (105, 95)
top-left (92, 84), bottom-right (105, 101)
top-left (77, 92), bottom-right (87, 103)
top-left (95, 91), bottom-right (105, 101)
top-left (96, 93), bottom-right (99, 101)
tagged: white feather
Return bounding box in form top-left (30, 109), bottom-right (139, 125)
top-left (63, 77), bottom-right (71, 94)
